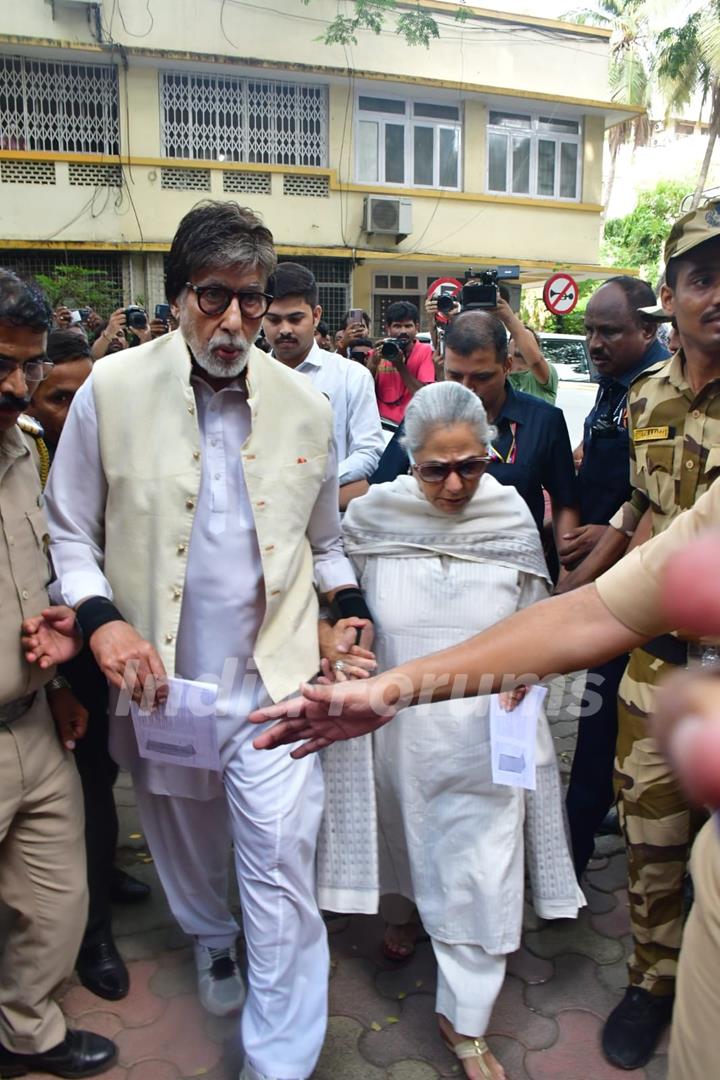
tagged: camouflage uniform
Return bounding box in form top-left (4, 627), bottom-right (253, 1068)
top-left (609, 352), bottom-right (720, 997)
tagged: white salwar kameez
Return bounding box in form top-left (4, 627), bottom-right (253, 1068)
top-left (342, 474), bottom-right (584, 1036)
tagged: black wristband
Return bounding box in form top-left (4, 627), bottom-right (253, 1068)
top-left (332, 587), bottom-right (373, 624)
top-left (75, 597), bottom-right (126, 641)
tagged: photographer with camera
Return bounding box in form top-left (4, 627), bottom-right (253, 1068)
top-left (375, 301), bottom-right (435, 428)
top-left (91, 306), bottom-right (150, 360)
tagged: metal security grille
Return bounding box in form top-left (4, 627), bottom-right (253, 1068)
top-left (282, 173), bottom-right (329, 197)
top-left (0, 55), bottom-right (120, 155)
top-left (222, 170), bottom-right (272, 195)
top-left (160, 166), bottom-right (211, 191)
top-left (0, 159), bottom-right (56, 185)
top-left (161, 71), bottom-right (328, 167)
top-left (278, 256), bottom-right (351, 332)
top-left (0, 249), bottom-right (124, 304)
top-left (68, 163), bottom-right (123, 187)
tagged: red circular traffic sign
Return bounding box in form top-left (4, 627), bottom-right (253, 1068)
top-left (543, 272), bottom-right (579, 315)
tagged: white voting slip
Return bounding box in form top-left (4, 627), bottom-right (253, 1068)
top-left (131, 676), bottom-right (221, 771)
top-left (489, 684), bottom-right (547, 791)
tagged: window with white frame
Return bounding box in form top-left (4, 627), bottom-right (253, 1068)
top-left (487, 111), bottom-right (582, 201)
top-left (0, 54), bottom-right (119, 155)
top-left (160, 71), bottom-right (328, 167)
top-left (356, 95), bottom-right (461, 190)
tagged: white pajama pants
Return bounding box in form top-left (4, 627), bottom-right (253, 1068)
top-left (133, 717), bottom-right (328, 1080)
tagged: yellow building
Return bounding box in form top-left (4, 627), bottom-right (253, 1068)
top-left (0, 0), bottom-right (639, 328)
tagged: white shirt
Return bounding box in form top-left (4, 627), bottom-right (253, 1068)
top-left (45, 371), bottom-right (356, 706)
top-left (294, 342), bottom-right (384, 485)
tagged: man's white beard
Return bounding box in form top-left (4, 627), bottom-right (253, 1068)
top-left (189, 330), bottom-right (251, 379)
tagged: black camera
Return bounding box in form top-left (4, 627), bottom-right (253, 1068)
top-left (125, 305), bottom-right (148, 330)
top-left (459, 266), bottom-right (520, 311)
top-left (436, 293), bottom-right (457, 316)
top-left (379, 337), bottom-right (407, 361)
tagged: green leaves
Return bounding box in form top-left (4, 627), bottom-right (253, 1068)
top-left (304, 0), bottom-right (463, 48)
top-left (602, 179), bottom-right (692, 280)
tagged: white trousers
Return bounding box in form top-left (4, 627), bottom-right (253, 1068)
top-left (133, 716), bottom-right (328, 1080)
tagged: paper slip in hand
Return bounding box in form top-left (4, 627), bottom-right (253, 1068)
top-left (131, 676), bottom-right (221, 771)
top-left (489, 684), bottom-right (547, 791)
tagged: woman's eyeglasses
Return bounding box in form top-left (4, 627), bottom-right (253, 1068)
top-left (412, 455), bottom-right (491, 484)
top-left (185, 283), bottom-right (274, 318)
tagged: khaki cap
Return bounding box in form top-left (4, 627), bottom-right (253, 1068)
top-left (664, 200), bottom-right (720, 263)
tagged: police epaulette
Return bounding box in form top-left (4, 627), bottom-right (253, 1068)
top-left (17, 413), bottom-right (45, 439)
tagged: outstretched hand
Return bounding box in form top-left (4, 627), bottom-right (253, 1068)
top-left (251, 678), bottom-right (398, 758)
top-left (22, 606), bottom-right (82, 668)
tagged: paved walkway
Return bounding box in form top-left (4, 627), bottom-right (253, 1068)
top-left (39, 680), bottom-right (668, 1080)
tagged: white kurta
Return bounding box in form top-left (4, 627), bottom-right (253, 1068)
top-left (363, 552), bottom-right (569, 953)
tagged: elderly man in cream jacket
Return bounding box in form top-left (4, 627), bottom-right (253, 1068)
top-left (41, 201), bottom-right (374, 1080)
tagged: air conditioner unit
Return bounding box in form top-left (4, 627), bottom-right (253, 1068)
top-left (363, 196), bottom-right (412, 241)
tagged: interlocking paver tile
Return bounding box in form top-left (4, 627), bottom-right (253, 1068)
top-left (591, 890), bottom-right (631, 939)
top-left (128, 1061), bottom-right (180, 1080)
top-left (525, 954), bottom-right (623, 1020)
top-left (587, 852), bottom-right (628, 894)
top-left (375, 940), bottom-right (438, 1000)
top-left (525, 910), bottom-right (625, 965)
top-left (118, 925), bottom-right (189, 962)
top-left (61, 961), bottom-right (165, 1027)
top-left (314, 1016), bottom-right (384, 1079)
top-left (487, 1034), bottom-right (530, 1080)
top-left (387, 1060), bottom-right (441, 1079)
top-left (358, 991), bottom-right (456, 1075)
top-left (525, 1010), bottom-right (647, 1079)
top-left (115, 994), bottom-right (222, 1075)
top-left (593, 833), bottom-right (626, 859)
top-left (596, 955), bottom-right (630, 996)
top-left (583, 882), bottom-right (618, 916)
top-left (506, 946), bottom-right (554, 985)
top-left (330, 955), bottom-right (397, 1026)
top-left (487, 974), bottom-right (557, 1049)
top-left (150, 948), bottom-right (197, 999)
top-left (327, 912), bottom-right (393, 964)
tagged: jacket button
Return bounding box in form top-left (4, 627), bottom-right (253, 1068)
top-left (172, 588), bottom-right (182, 600)
top-left (270, 589), bottom-right (281, 596)
top-left (256, 500), bottom-right (266, 508)
top-left (193, 451), bottom-right (200, 460)
top-left (177, 543), bottom-right (186, 554)
top-left (186, 498), bottom-right (195, 509)
top-left (22, 589), bottom-right (29, 600)
top-left (187, 404), bottom-right (195, 414)
top-left (686, 459), bottom-right (694, 470)
top-left (165, 633), bottom-right (174, 643)
top-left (265, 544), bottom-right (275, 552)
top-left (245, 453), bottom-right (256, 461)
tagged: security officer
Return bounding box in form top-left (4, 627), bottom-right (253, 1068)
top-left (600, 201), bottom-right (720, 1069)
top-left (0, 268), bottom-right (116, 1077)
top-left (557, 276), bottom-right (670, 879)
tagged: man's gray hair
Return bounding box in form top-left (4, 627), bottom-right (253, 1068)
top-left (401, 382), bottom-right (496, 457)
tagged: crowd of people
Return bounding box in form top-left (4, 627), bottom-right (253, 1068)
top-left (1, 194), bottom-right (719, 1080)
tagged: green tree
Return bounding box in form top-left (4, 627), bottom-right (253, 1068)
top-left (654, 2), bottom-right (720, 209)
top-left (602, 178), bottom-right (691, 280)
top-left (300, 0), bottom-right (466, 48)
top-left (34, 265), bottom-right (119, 316)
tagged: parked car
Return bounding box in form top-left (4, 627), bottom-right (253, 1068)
top-left (538, 333), bottom-right (596, 382)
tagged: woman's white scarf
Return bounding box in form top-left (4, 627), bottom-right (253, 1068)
top-left (342, 472), bottom-right (550, 584)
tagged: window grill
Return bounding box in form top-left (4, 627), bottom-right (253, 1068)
top-left (160, 166), bottom-right (211, 191)
top-left (68, 162), bottom-right (123, 187)
top-left (278, 256), bottom-right (351, 332)
top-left (161, 71), bottom-right (328, 168)
top-left (222, 170), bottom-right (272, 195)
top-left (282, 173), bottom-right (329, 198)
top-left (0, 249), bottom-right (124, 308)
top-left (0, 159), bottom-right (56, 185)
top-left (0, 54), bottom-right (120, 155)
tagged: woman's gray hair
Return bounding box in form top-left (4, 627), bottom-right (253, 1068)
top-left (401, 381), bottom-right (496, 457)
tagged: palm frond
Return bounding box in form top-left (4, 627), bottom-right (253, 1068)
top-left (698, 4), bottom-right (720, 78)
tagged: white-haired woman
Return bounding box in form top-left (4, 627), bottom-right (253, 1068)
top-left (340, 382), bottom-right (583, 1080)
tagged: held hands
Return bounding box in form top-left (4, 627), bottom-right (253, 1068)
top-left (557, 524), bottom-right (606, 569)
top-left (22, 606), bottom-right (82, 667)
top-left (318, 617), bottom-right (377, 682)
top-left (47, 685), bottom-right (88, 750)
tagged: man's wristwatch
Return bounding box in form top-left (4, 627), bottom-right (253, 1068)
top-left (46, 675), bottom-right (71, 693)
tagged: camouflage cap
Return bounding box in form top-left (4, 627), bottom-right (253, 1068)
top-left (664, 199), bottom-right (720, 264)
top-left (637, 303), bottom-right (671, 321)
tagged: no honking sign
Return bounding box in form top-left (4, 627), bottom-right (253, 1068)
top-left (543, 272), bottom-right (579, 315)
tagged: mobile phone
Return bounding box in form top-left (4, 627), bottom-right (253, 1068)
top-left (69, 310), bottom-right (82, 325)
top-left (155, 303), bottom-right (171, 321)
top-left (349, 308), bottom-right (364, 325)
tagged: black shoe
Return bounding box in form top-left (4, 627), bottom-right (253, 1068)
top-left (110, 867), bottom-right (150, 904)
top-left (602, 986), bottom-right (674, 1069)
top-left (0, 1029), bottom-right (117, 1078)
top-left (76, 940), bottom-right (129, 1001)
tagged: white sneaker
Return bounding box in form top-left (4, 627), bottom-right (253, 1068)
top-left (194, 942), bottom-right (245, 1017)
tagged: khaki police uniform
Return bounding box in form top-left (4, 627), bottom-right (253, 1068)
top-left (597, 478), bottom-right (720, 1080)
top-left (609, 351), bottom-right (720, 997)
top-left (0, 423), bottom-right (86, 1054)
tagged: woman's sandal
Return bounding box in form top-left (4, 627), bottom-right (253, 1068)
top-left (381, 923), bottom-right (419, 962)
top-left (441, 1033), bottom-right (495, 1080)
